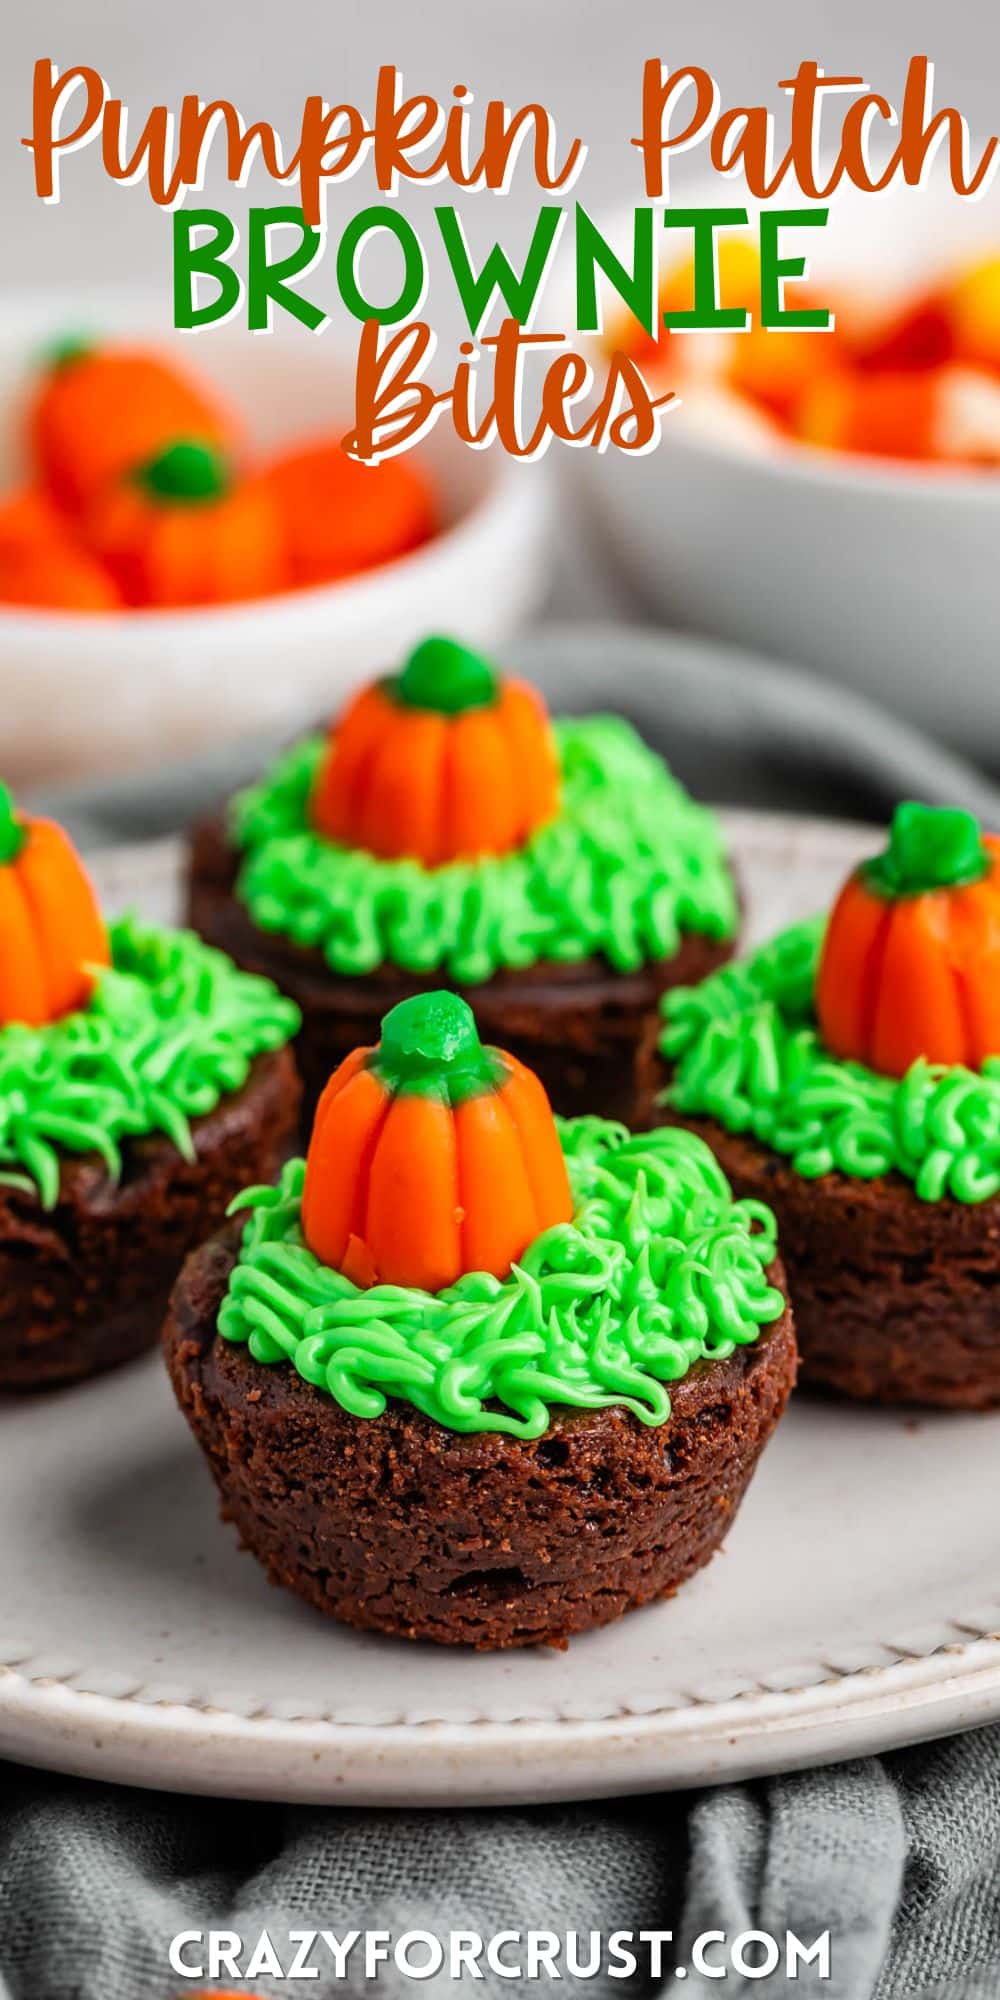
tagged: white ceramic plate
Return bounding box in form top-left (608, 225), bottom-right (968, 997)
top-left (0, 814), bottom-right (998, 1805)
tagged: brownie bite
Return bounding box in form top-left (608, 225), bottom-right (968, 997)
top-left (637, 802), bottom-right (1000, 1409)
top-left (165, 990), bottom-right (794, 1649)
top-left (1, 1049), bottom-right (296, 1390)
top-left (186, 635), bottom-right (738, 1125)
top-left (0, 783), bottom-right (300, 1390)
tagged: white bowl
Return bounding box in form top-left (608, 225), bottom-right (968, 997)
top-left (568, 188), bottom-right (1000, 763)
top-left (0, 296), bottom-right (551, 785)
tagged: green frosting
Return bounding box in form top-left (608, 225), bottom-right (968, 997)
top-left (863, 801), bottom-right (989, 897)
top-left (661, 918), bottom-right (1000, 1204)
top-left (0, 917), bottom-right (299, 1209)
top-left (231, 717), bottom-right (737, 984)
top-left (219, 1119), bottom-right (784, 1438)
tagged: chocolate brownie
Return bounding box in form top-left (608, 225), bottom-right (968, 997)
top-left (187, 813), bottom-right (732, 1127)
top-left (635, 1032), bottom-right (1000, 1409)
top-left (164, 1228), bottom-right (796, 1650)
top-left (0, 1047), bottom-right (299, 1391)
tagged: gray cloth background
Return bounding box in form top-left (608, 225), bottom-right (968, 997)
top-left (5, 624), bottom-right (1000, 2000)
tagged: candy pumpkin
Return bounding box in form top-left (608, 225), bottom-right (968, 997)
top-left (0, 539), bottom-right (122, 612)
top-left (0, 785), bottom-right (109, 1025)
top-left (262, 435), bottom-right (434, 587)
top-left (816, 801), bottom-right (1000, 1077)
top-left (32, 340), bottom-right (237, 512)
top-left (311, 636), bottom-right (561, 865)
top-left (87, 440), bottom-right (287, 608)
top-left (0, 488), bottom-right (65, 553)
top-left (0, 487), bottom-right (122, 610)
top-left (302, 991), bottom-right (573, 1291)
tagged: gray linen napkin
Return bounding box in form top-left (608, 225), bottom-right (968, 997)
top-left (5, 622), bottom-right (1000, 2000)
top-left (0, 1726), bottom-right (998, 1999)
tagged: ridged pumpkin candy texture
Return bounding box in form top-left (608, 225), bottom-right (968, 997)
top-left (816, 801), bottom-right (1000, 1077)
top-left (0, 785), bottom-right (109, 1025)
top-left (301, 991), bottom-right (573, 1293)
top-left (310, 635), bottom-right (561, 865)
top-left (86, 440), bottom-right (287, 608)
top-left (260, 434), bottom-right (434, 587)
top-left (0, 488), bottom-right (123, 611)
top-left (31, 339), bottom-right (238, 512)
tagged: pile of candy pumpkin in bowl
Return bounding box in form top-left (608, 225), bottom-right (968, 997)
top-left (0, 337), bottom-right (435, 612)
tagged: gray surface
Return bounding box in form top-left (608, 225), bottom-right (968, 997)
top-left (6, 621), bottom-right (1000, 1998)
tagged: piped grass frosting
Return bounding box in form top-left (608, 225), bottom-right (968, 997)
top-left (219, 1116), bottom-right (784, 1438)
top-left (661, 915), bottom-right (1000, 1204)
top-left (230, 716), bottom-right (737, 984)
top-left (0, 916), bottom-right (299, 1208)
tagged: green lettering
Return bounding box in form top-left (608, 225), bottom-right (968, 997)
top-left (437, 205), bottom-right (563, 336)
top-left (248, 207), bottom-right (326, 333)
top-left (661, 207), bottom-right (749, 330)
top-left (760, 209), bottom-right (831, 329)
top-left (173, 210), bottom-right (241, 329)
top-left (575, 205), bottom-right (654, 336)
top-left (336, 208), bottom-right (426, 325)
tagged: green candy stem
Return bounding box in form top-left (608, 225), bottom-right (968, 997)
top-left (393, 635), bottom-right (498, 715)
top-left (374, 991), bottom-right (503, 1103)
top-left (43, 334), bottom-right (93, 372)
top-left (0, 785), bottom-right (27, 864)
top-left (863, 801), bottom-right (990, 898)
top-left (137, 439), bottom-right (229, 504)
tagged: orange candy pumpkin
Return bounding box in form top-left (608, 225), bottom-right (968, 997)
top-left (0, 785), bottom-right (109, 1025)
top-left (302, 991), bottom-right (573, 1292)
top-left (0, 538), bottom-right (122, 612)
top-left (0, 488), bottom-right (122, 611)
top-left (816, 802), bottom-right (1000, 1078)
top-left (0, 488), bottom-right (66, 553)
top-left (262, 435), bottom-right (435, 587)
top-left (312, 637), bottom-right (560, 866)
top-left (32, 340), bottom-right (237, 512)
top-left (87, 440), bottom-right (287, 608)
